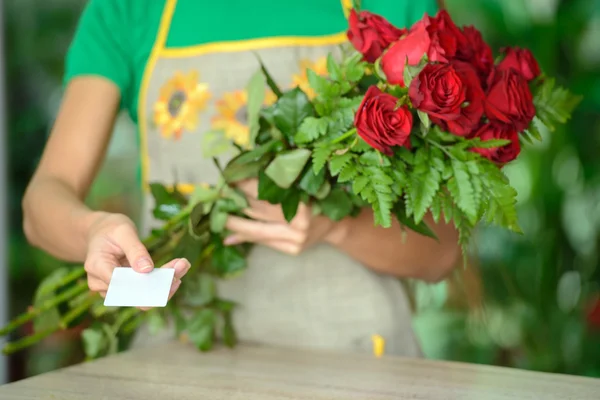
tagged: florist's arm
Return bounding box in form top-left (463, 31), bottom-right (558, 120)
top-left (325, 209), bottom-right (460, 282)
top-left (225, 179), bottom-right (460, 283)
top-left (23, 78), bottom-right (119, 262)
top-left (23, 78), bottom-right (189, 298)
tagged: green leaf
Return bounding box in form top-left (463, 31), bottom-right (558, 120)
top-left (246, 69), bottom-right (266, 146)
top-left (202, 129), bottom-right (234, 158)
top-left (181, 273), bottom-right (216, 307)
top-left (189, 185), bottom-right (219, 206)
top-left (82, 326), bottom-right (107, 359)
top-left (417, 110), bottom-right (431, 134)
top-left (479, 161), bottom-right (520, 232)
top-left (147, 309), bottom-right (167, 336)
top-left (298, 165), bottom-right (326, 195)
top-left (258, 170), bottom-right (288, 204)
top-left (314, 181), bottom-right (332, 200)
top-left (523, 115), bottom-right (545, 141)
top-left (265, 149), bottom-right (312, 189)
top-left (327, 53), bottom-right (343, 81)
top-left (281, 189), bottom-right (301, 222)
top-left (189, 202), bottom-right (210, 239)
top-left (272, 88), bottom-right (314, 140)
top-left (394, 203), bottom-right (439, 241)
top-left (329, 152), bottom-right (353, 176)
top-left (338, 163), bottom-right (358, 182)
top-left (468, 138), bottom-right (512, 149)
top-left (222, 152), bottom-right (271, 183)
top-left (352, 175), bottom-right (369, 195)
top-left (188, 309), bottom-right (217, 352)
top-left (344, 55), bottom-right (366, 82)
top-left (447, 159), bottom-right (478, 225)
top-left (212, 240), bottom-right (247, 278)
top-left (403, 56), bottom-right (426, 88)
top-left (531, 77), bottom-right (582, 132)
top-left (359, 151), bottom-right (391, 166)
top-left (221, 186), bottom-right (249, 210)
top-left (312, 143), bottom-right (334, 174)
top-left (307, 69), bottom-right (332, 97)
top-left (409, 149), bottom-right (441, 223)
top-left (209, 205), bottom-right (228, 233)
top-left (295, 116), bottom-right (329, 144)
top-left (150, 183), bottom-right (184, 221)
top-left (233, 139), bottom-right (282, 164)
top-left (319, 188), bottom-right (354, 221)
top-left (430, 193), bottom-right (442, 224)
top-left (256, 57), bottom-right (283, 98)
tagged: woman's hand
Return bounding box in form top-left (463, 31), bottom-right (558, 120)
top-left (84, 212), bottom-right (190, 305)
top-left (224, 179), bottom-right (343, 255)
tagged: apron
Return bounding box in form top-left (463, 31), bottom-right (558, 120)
top-left (132, 0), bottom-right (422, 357)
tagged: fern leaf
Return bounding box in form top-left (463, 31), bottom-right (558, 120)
top-left (338, 163), bottom-right (358, 182)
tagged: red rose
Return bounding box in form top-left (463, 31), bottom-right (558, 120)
top-left (425, 10), bottom-right (463, 62)
top-left (381, 10), bottom-right (465, 86)
top-left (380, 21), bottom-right (430, 86)
top-left (485, 68), bottom-right (536, 131)
top-left (409, 61), bottom-right (485, 136)
top-left (347, 10), bottom-right (406, 63)
top-left (497, 47), bottom-right (541, 82)
top-left (456, 26), bottom-right (494, 82)
top-left (471, 122), bottom-right (521, 164)
top-left (354, 86), bottom-right (413, 155)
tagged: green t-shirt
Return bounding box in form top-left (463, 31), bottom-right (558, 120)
top-left (64, 0), bottom-right (438, 123)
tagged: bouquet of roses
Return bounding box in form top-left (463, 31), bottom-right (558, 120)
top-left (1, 8), bottom-right (581, 358)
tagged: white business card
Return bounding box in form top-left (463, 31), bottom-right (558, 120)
top-left (104, 267), bottom-right (175, 308)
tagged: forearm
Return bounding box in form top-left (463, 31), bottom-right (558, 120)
top-left (22, 176), bottom-right (104, 263)
top-left (325, 208), bottom-right (460, 282)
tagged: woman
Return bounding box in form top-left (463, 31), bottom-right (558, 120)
top-left (22, 0), bottom-right (459, 356)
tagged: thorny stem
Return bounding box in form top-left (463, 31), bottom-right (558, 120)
top-left (0, 280), bottom-right (88, 337)
top-left (2, 327), bottom-right (58, 355)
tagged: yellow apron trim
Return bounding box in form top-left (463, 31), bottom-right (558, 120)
top-left (138, 0), bottom-right (179, 192)
top-left (341, 0), bottom-right (353, 18)
top-left (159, 32), bottom-right (348, 59)
top-left (139, 0), bottom-right (351, 193)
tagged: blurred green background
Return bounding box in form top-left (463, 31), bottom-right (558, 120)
top-left (4, 0), bottom-right (600, 381)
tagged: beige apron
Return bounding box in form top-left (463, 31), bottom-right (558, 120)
top-left (132, 0), bottom-right (422, 357)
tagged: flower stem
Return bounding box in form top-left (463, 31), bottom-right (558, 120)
top-left (0, 280), bottom-right (88, 336)
top-left (59, 294), bottom-right (97, 329)
top-left (420, 133), bottom-right (456, 160)
top-left (331, 128), bottom-right (357, 144)
top-left (2, 327), bottom-right (58, 355)
top-left (37, 267), bottom-right (87, 298)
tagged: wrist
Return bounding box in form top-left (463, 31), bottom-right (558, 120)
top-left (73, 209), bottom-right (110, 244)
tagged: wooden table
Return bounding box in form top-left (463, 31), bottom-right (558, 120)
top-left (1, 342), bottom-right (599, 399)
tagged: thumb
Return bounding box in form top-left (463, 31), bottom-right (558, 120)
top-left (113, 223), bottom-right (154, 273)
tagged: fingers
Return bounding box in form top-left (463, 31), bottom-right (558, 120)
top-left (84, 252), bottom-right (118, 293)
top-left (236, 179), bottom-right (259, 198)
top-left (112, 223), bottom-right (154, 273)
top-left (160, 258), bottom-right (191, 280)
top-left (224, 216), bottom-right (304, 245)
